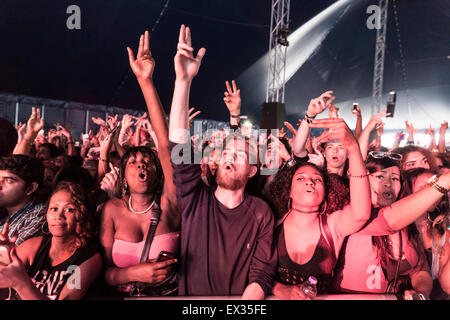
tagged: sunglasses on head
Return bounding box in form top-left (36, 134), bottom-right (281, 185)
top-left (369, 151), bottom-right (403, 161)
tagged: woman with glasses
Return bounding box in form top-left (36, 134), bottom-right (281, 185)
top-left (0, 182), bottom-right (102, 300)
top-left (332, 153), bottom-right (450, 299)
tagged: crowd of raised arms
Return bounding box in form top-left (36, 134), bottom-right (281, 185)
top-left (0, 25), bottom-right (449, 301)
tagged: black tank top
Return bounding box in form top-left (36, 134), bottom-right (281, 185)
top-left (12, 235), bottom-right (100, 300)
top-left (275, 222), bottom-right (336, 294)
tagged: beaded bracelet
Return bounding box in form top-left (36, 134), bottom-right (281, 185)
top-left (304, 113), bottom-right (315, 124)
top-left (429, 180), bottom-right (448, 195)
top-left (347, 172), bottom-right (369, 178)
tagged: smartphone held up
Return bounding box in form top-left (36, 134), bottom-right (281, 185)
top-left (386, 90), bottom-right (396, 118)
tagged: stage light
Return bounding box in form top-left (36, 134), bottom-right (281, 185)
top-left (277, 27), bottom-right (290, 47)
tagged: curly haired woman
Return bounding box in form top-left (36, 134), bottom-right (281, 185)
top-left (269, 118), bottom-right (372, 299)
top-left (0, 182), bottom-right (102, 300)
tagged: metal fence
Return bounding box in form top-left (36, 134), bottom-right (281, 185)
top-left (0, 91), bottom-right (229, 141)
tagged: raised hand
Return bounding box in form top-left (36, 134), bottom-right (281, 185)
top-left (306, 91), bottom-right (335, 118)
top-left (376, 122), bottom-right (385, 138)
top-left (352, 105), bottom-right (362, 118)
top-left (405, 120), bottom-right (416, 135)
top-left (174, 25), bottom-right (206, 82)
top-left (25, 107), bottom-right (44, 139)
top-left (107, 115), bottom-right (119, 132)
top-left (92, 117), bottom-right (107, 127)
top-left (16, 122), bottom-right (27, 140)
top-left (47, 129), bottom-right (59, 142)
top-left (283, 121), bottom-right (297, 137)
top-left (308, 136), bottom-right (325, 168)
top-left (188, 107), bottom-right (201, 128)
top-left (100, 163), bottom-right (120, 198)
top-left (328, 104), bottom-right (339, 119)
top-left (309, 118), bottom-right (358, 151)
top-left (121, 114), bottom-right (135, 132)
top-left (127, 30), bottom-right (155, 80)
top-left (268, 134), bottom-right (291, 161)
top-left (367, 108), bottom-right (390, 131)
top-left (440, 121), bottom-right (448, 135)
top-left (425, 124), bottom-right (436, 137)
top-left (394, 130), bottom-right (405, 143)
top-left (223, 80), bottom-right (241, 116)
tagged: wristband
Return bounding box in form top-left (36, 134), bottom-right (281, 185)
top-left (304, 114), bottom-right (315, 124)
top-left (230, 114), bottom-right (240, 118)
top-left (347, 172), bottom-right (369, 178)
top-left (429, 180), bottom-right (448, 195)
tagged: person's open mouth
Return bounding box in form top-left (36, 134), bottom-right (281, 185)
top-left (224, 163), bottom-right (235, 171)
top-left (381, 191), bottom-right (394, 200)
top-left (305, 188), bottom-right (315, 194)
top-left (138, 171), bottom-right (148, 182)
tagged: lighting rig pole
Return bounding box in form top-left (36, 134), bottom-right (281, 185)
top-left (371, 0), bottom-right (389, 115)
top-left (261, 0), bottom-right (290, 129)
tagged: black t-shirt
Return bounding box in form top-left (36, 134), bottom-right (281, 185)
top-left (170, 142), bottom-right (277, 296)
top-left (12, 235), bottom-right (100, 300)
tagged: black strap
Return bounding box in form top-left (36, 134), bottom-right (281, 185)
top-left (391, 232), bottom-right (403, 291)
top-left (320, 213), bottom-right (336, 263)
top-left (139, 200), bottom-right (162, 263)
top-left (129, 198), bottom-right (162, 296)
top-left (383, 232), bottom-right (404, 295)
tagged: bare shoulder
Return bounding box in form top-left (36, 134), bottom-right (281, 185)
top-left (102, 197), bottom-right (126, 218)
top-left (16, 236), bottom-right (44, 265)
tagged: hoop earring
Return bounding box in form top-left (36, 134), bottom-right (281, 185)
top-left (41, 221), bottom-right (50, 235)
top-left (121, 179), bottom-right (128, 198)
top-left (319, 201), bottom-right (328, 216)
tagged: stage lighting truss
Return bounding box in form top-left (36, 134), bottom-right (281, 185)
top-left (266, 0), bottom-right (291, 104)
top-left (371, 0), bottom-right (389, 115)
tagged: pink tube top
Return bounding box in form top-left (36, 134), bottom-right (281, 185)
top-left (112, 232), bottom-right (180, 269)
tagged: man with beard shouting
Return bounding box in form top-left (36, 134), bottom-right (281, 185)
top-left (168, 25), bottom-right (276, 299)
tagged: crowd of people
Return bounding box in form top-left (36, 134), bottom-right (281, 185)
top-left (0, 25), bottom-right (448, 300)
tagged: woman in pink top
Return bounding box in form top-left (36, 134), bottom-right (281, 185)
top-left (333, 153), bottom-right (450, 299)
top-left (100, 31), bottom-right (180, 297)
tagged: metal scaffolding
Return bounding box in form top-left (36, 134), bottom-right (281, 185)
top-left (266, 0), bottom-right (290, 104)
top-left (371, 0), bottom-right (389, 114)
